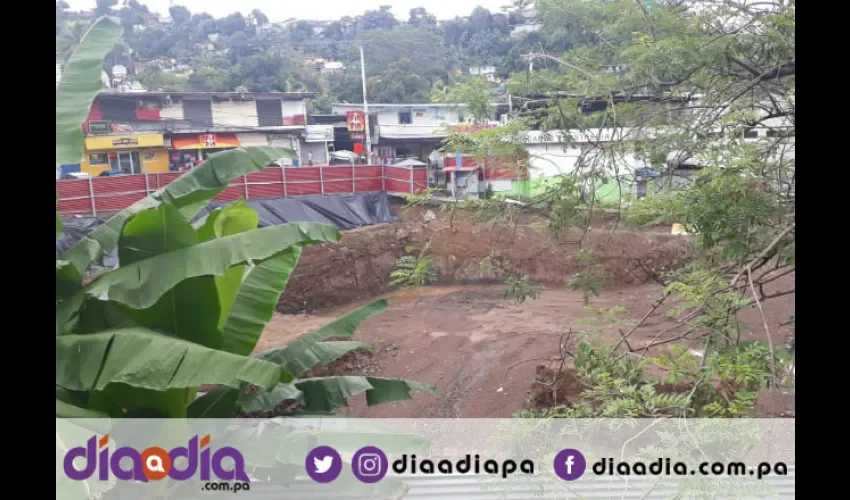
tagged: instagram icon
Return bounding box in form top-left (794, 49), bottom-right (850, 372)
top-left (351, 446), bottom-right (388, 483)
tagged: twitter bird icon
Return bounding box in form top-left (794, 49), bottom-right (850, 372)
top-left (314, 456), bottom-right (334, 474)
top-left (306, 446), bottom-right (343, 483)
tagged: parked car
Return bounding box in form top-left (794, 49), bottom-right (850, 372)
top-left (60, 172), bottom-right (91, 180)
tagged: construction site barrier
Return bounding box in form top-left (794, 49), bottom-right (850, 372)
top-left (56, 165), bottom-right (429, 217)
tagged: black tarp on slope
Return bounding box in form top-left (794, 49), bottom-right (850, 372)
top-left (56, 217), bottom-right (119, 269)
top-left (56, 192), bottom-right (397, 268)
top-left (192, 192), bottom-right (396, 229)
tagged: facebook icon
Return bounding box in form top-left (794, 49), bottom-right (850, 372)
top-left (554, 449), bottom-right (587, 481)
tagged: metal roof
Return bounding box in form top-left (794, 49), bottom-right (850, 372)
top-left (332, 103), bottom-right (509, 109)
top-left (97, 91), bottom-right (315, 101)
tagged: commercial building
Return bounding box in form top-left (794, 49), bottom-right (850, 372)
top-left (329, 102), bottom-right (509, 164)
top-left (71, 91), bottom-right (314, 177)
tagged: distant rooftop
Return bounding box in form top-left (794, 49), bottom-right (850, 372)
top-left (332, 102), bottom-right (508, 110)
top-left (98, 91), bottom-right (315, 101)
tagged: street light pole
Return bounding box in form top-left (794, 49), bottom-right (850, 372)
top-left (359, 44), bottom-right (373, 161)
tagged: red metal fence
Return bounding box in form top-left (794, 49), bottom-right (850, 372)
top-left (57, 165), bottom-right (428, 217)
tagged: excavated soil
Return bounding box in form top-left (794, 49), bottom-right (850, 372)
top-left (278, 204), bottom-right (690, 312)
top-left (258, 203), bottom-right (794, 418)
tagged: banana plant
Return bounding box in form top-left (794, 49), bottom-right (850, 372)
top-left (55, 17), bottom-right (434, 421)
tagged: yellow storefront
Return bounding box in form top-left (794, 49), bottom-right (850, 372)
top-left (80, 134), bottom-right (170, 176)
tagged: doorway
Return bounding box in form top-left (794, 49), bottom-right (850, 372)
top-left (109, 151), bottom-right (141, 174)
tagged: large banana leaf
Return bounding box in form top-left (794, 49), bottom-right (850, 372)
top-left (255, 300), bottom-right (387, 376)
top-left (56, 222), bottom-right (340, 334)
top-left (118, 203), bottom-right (221, 348)
top-left (56, 17), bottom-right (122, 167)
top-left (204, 200), bottom-right (260, 330)
top-left (202, 375), bottom-right (436, 416)
top-left (56, 260), bottom-right (82, 300)
top-left (295, 376), bottom-right (436, 412)
top-left (220, 248), bottom-right (302, 356)
top-left (59, 146), bottom-right (294, 276)
top-left (186, 387), bottom-right (241, 418)
top-left (56, 328), bottom-right (282, 392)
top-left (56, 398), bottom-right (109, 418)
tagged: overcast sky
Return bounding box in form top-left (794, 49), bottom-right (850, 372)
top-left (63, 0), bottom-right (510, 22)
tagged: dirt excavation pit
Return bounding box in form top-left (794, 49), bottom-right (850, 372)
top-left (256, 205), bottom-right (795, 418)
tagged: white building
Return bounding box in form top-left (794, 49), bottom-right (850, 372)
top-left (469, 66), bottom-right (502, 83)
top-left (330, 102), bottom-right (509, 161)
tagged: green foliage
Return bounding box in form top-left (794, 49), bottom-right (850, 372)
top-left (390, 245), bottom-right (438, 288)
top-left (56, 22), bottom-right (434, 421)
top-left (435, 77), bottom-right (494, 124)
top-left (629, 168), bottom-right (784, 263)
top-left (55, 17), bottom-right (122, 167)
top-left (55, 4), bottom-right (542, 101)
top-left (523, 339), bottom-right (781, 419)
top-left (503, 275), bottom-right (542, 304)
top-left (402, 188), bottom-right (437, 210)
top-left (502, 0), bottom-right (794, 422)
top-left (572, 306), bottom-right (632, 332)
top-left (575, 340), bottom-right (645, 385)
top-left (567, 249), bottom-right (610, 305)
top-left (136, 65), bottom-right (188, 91)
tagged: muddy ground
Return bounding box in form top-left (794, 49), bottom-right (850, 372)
top-left (260, 203), bottom-right (795, 418)
top-left (260, 280), bottom-right (794, 418)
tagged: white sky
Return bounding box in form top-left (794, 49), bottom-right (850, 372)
top-left (63, 0), bottom-right (511, 22)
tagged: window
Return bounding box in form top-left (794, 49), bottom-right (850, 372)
top-left (89, 153), bottom-right (109, 165)
top-left (183, 99), bottom-right (213, 127)
top-left (256, 100), bottom-right (284, 127)
top-left (107, 151), bottom-right (141, 174)
top-left (743, 128), bottom-right (758, 139)
top-left (398, 111), bottom-right (412, 124)
top-left (99, 98), bottom-right (137, 121)
top-left (766, 129), bottom-right (780, 137)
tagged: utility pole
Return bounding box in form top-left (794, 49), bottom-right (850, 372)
top-left (359, 44), bottom-right (373, 161)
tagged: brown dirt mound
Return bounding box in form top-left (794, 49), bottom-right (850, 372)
top-left (278, 205), bottom-right (690, 313)
top-left (527, 365), bottom-right (586, 410)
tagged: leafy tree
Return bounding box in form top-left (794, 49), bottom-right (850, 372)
top-left (358, 26), bottom-right (446, 81)
top-left (167, 5), bottom-right (191, 25)
top-left (251, 9), bottom-right (269, 26)
top-left (94, 0), bottom-right (117, 16)
top-left (137, 65), bottom-right (187, 91)
top-left (468, 6), bottom-right (495, 33)
top-left (360, 5), bottom-right (399, 31)
top-left (226, 30), bottom-right (253, 61)
top-left (441, 18), bottom-right (468, 46)
top-left (288, 20), bottom-right (315, 43)
top-left (408, 7), bottom-right (436, 27)
top-left (327, 70), bottom-right (366, 103)
top-left (188, 62), bottom-right (233, 91)
top-left (368, 58), bottom-right (431, 103)
top-left (464, 29), bottom-right (513, 66)
top-left (439, 77), bottom-right (494, 123)
top-left (56, 21), bottom-right (90, 63)
top-left (218, 12), bottom-right (247, 36)
top-left (116, 2), bottom-right (147, 30)
top-left (322, 21), bottom-right (344, 41)
top-left (56, 18), bottom-right (433, 423)
top-left (504, 0), bottom-right (795, 393)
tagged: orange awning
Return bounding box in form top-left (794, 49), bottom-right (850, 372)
top-left (171, 133), bottom-right (240, 150)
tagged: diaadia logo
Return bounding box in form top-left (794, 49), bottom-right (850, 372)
top-left (62, 434), bottom-right (250, 483)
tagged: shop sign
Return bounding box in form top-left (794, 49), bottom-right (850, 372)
top-left (346, 111), bottom-right (365, 132)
